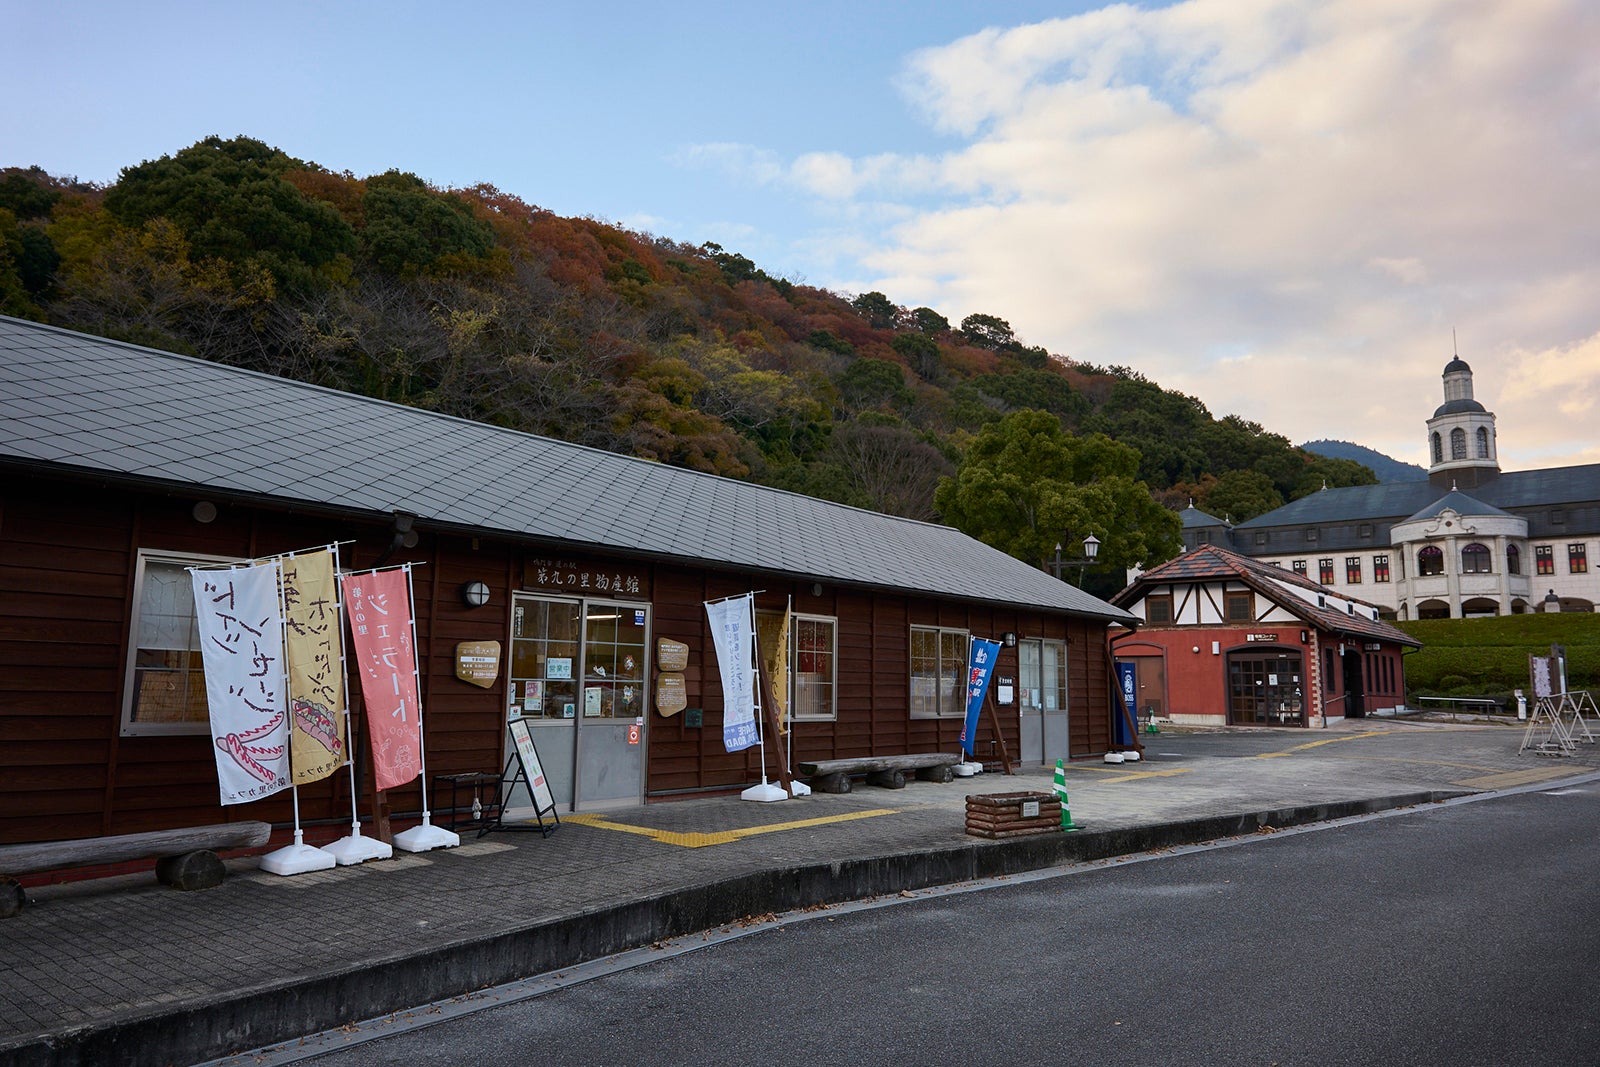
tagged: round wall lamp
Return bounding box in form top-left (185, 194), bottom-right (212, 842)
top-left (810, 583), bottom-right (823, 597)
top-left (191, 500), bottom-right (218, 524)
top-left (460, 580), bottom-right (491, 608)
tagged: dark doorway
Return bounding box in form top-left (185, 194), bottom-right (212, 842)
top-left (1226, 649), bottom-right (1305, 726)
top-left (1341, 648), bottom-right (1366, 719)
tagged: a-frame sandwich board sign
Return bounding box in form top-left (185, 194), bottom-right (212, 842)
top-left (492, 717), bottom-right (560, 837)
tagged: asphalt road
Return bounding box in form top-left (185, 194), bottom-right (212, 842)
top-left (283, 776), bottom-right (1600, 1067)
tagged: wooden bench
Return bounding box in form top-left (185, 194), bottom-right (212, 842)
top-left (798, 753), bottom-right (961, 793)
top-left (0, 820), bottom-right (272, 918)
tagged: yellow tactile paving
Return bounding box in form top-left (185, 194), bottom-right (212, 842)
top-left (1453, 766), bottom-right (1585, 790)
top-left (562, 807), bottom-right (899, 848)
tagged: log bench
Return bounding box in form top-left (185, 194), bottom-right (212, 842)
top-left (798, 752), bottom-right (961, 793)
top-left (0, 820), bottom-right (272, 918)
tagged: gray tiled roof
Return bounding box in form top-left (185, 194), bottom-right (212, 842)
top-left (0, 316), bottom-right (1132, 622)
top-left (1233, 462), bottom-right (1600, 530)
top-left (1401, 489), bottom-right (1512, 523)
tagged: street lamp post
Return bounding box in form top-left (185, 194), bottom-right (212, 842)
top-left (1049, 534), bottom-right (1101, 586)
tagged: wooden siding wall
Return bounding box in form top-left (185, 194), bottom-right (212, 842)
top-left (1, 475), bottom-right (1118, 843)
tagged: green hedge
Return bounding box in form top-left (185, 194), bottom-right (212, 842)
top-left (1397, 614), bottom-right (1600, 699)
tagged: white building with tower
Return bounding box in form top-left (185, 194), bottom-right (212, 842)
top-left (1179, 356), bottom-right (1600, 619)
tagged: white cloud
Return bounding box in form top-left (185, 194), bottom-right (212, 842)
top-left (696, 0), bottom-right (1600, 472)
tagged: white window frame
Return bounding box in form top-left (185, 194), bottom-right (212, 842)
top-left (121, 548), bottom-right (243, 736)
top-left (789, 613), bottom-right (838, 722)
top-left (909, 624), bottom-right (969, 718)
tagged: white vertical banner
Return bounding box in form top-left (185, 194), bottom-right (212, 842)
top-left (706, 593), bottom-right (759, 752)
top-left (192, 561), bottom-right (291, 805)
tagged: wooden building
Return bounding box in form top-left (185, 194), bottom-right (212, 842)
top-left (0, 317), bottom-right (1134, 845)
top-left (1109, 544), bottom-right (1420, 728)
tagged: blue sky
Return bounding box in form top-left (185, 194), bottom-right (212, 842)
top-left (7, 1), bottom-right (1599, 470)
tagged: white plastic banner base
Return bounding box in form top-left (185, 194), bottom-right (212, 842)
top-left (259, 842), bottom-right (338, 876)
top-left (788, 779), bottom-right (812, 796)
top-left (393, 822), bottom-right (461, 852)
top-left (741, 781), bottom-right (788, 803)
top-left (323, 832), bottom-right (393, 866)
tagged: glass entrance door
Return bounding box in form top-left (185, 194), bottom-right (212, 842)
top-left (1018, 639), bottom-right (1069, 764)
top-left (507, 594), bottom-right (648, 811)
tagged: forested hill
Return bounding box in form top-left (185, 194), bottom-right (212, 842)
top-left (1301, 440), bottom-right (1426, 483)
top-left (0, 135), bottom-right (1373, 530)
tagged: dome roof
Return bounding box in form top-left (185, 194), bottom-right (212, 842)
top-left (1433, 398), bottom-right (1486, 417)
top-left (1444, 356), bottom-right (1471, 374)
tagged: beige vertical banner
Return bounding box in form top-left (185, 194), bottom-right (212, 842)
top-left (282, 550), bottom-right (347, 784)
top-left (756, 605), bottom-right (791, 734)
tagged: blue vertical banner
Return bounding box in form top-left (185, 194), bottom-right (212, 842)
top-left (1114, 661), bottom-right (1138, 747)
top-left (959, 638), bottom-right (1002, 758)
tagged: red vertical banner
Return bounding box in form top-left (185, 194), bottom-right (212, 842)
top-left (341, 567), bottom-right (422, 791)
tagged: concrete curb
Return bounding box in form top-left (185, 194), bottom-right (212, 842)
top-left (1, 790), bottom-right (1463, 1067)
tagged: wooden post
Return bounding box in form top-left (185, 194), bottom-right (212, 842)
top-left (756, 652), bottom-right (794, 796)
top-left (984, 690), bottom-right (1014, 775)
top-left (1107, 643), bottom-right (1143, 756)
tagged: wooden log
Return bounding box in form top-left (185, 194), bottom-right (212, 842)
top-left (0, 878), bottom-right (23, 919)
top-left (866, 768), bottom-right (907, 789)
top-left (916, 765), bottom-right (955, 784)
top-left (966, 825), bottom-right (1061, 839)
top-left (155, 850), bottom-right (226, 892)
top-left (808, 771), bottom-right (852, 795)
top-left (0, 821), bottom-right (272, 877)
top-left (798, 753), bottom-right (960, 777)
top-left (966, 817), bottom-right (1061, 833)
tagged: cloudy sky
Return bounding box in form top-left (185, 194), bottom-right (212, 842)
top-left (7, 0), bottom-right (1597, 471)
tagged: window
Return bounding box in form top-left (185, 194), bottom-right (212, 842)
top-left (123, 549), bottom-right (242, 735)
top-left (910, 625), bottom-right (968, 717)
top-left (1195, 529), bottom-right (1211, 545)
top-left (1570, 544), bottom-right (1588, 574)
top-left (1431, 432), bottom-right (1443, 464)
top-left (1536, 545), bottom-right (1555, 576)
top-left (1224, 590), bottom-right (1253, 621)
top-left (1418, 545), bottom-right (1444, 576)
top-left (1145, 594), bottom-right (1174, 624)
top-left (1292, 560), bottom-right (1308, 576)
top-left (1450, 427), bottom-right (1467, 460)
top-left (1461, 543), bottom-right (1491, 574)
top-left (1305, 528), bottom-right (1319, 543)
top-left (1476, 426), bottom-right (1490, 458)
top-left (1374, 555), bottom-right (1390, 582)
top-left (1507, 544), bottom-right (1521, 575)
top-left (1345, 557), bottom-right (1362, 584)
top-left (1318, 558), bottom-right (1335, 585)
top-left (1358, 523), bottom-right (1373, 539)
top-left (1254, 532), bottom-right (1268, 546)
top-left (1551, 509), bottom-right (1566, 525)
top-left (790, 615), bottom-right (837, 720)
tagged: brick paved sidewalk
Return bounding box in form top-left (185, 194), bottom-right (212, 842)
top-left (3, 720), bottom-right (1594, 1067)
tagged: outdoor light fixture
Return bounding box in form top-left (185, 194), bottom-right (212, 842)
top-left (1002, 632), bottom-right (1017, 647)
top-left (460, 581), bottom-right (491, 608)
top-left (191, 500), bottom-right (217, 524)
top-left (811, 583), bottom-right (823, 597)
top-left (1048, 533), bottom-right (1102, 585)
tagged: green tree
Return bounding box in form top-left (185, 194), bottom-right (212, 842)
top-left (911, 306), bottom-right (949, 335)
top-left (959, 312), bottom-right (1016, 350)
top-left (891, 331), bottom-right (942, 380)
top-left (103, 135), bottom-right (356, 293)
top-left (834, 357), bottom-right (913, 414)
top-left (934, 409), bottom-right (1181, 575)
top-left (1203, 469), bottom-right (1283, 523)
top-left (851, 290), bottom-right (898, 329)
top-left (360, 170), bottom-right (495, 276)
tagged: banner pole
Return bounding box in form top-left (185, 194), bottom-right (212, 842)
top-left (391, 563), bottom-right (460, 851)
top-left (740, 592), bottom-right (786, 802)
top-left (323, 543), bottom-right (391, 865)
top-left (258, 558), bottom-right (337, 876)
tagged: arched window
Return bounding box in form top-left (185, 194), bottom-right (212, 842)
top-left (1450, 427), bottom-right (1467, 460)
top-left (1507, 544), bottom-right (1521, 574)
top-left (1461, 543), bottom-right (1491, 574)
top-left (1476, 426), bottom-right (1490, 459)
top-left (1418, 545), bottom-right (1445, 576)
top-left (1431, 432), bottom-right (1443, 464)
